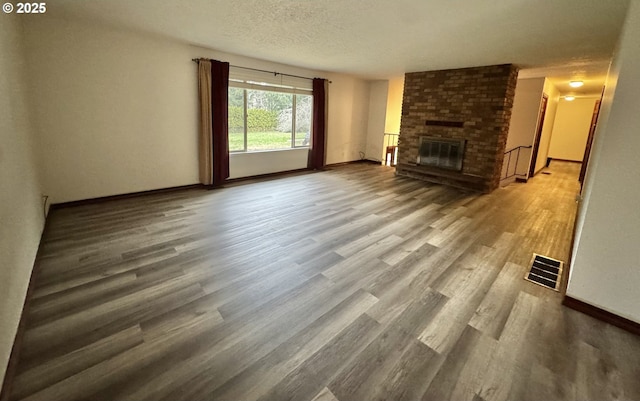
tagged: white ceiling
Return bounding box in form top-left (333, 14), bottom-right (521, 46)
top-left (49, 0), bottom-right (629, 92)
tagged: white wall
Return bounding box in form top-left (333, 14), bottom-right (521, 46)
top-left (363, 76), bottom-right (404, 164)
top-left (533, 79), bottom-right (560, 174)
top-left (324, 74), bottom-right (369, 165)
top-left (548, 97), bottom-right (598, 162)
top-left (22, 17), bottom-right (371, 203)
top-left (0, 15), bottom-right (45, 384)
top-left (568, 2), bottom-right (640, 323)
top-left (365, 81), bottom-right (388, 162)
top-left (23, 17), bottom-right (199, 203)
top-left (382, 76), bottom-right (405, 162)
top-left (228, 149), bottom-right (308, 179)
top-left (506, 78), bottom-right (545, 150)
top-left (503, 78), bottom-right (545, 178)
top-left (385, 76), bottom-right (405, 135)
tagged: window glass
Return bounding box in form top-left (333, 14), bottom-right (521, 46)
top-left (228, 86), bottom-right (312, 152)
top-left (228, 87), bottom-right (245, 152)
top-left (247, 90), bottom-right (292, 151)
top-left (295, 94), bottom-right (312, 147)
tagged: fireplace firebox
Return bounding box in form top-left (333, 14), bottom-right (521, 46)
top-left (417, 136), bottom-right (466, 171)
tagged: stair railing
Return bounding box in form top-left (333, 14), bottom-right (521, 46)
top-left (383, 133), bottom-right (399, 166)
top-left (502, 145), bottom-right (532, 180)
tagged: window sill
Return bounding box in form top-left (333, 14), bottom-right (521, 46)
top-left (230, 147), bottom-right (309, 155)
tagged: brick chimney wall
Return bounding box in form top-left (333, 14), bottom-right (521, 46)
top-left (396, 64), bottom-right (518, 192)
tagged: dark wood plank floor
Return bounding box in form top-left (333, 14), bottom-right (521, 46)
top-left (9, 161), bottom-right (640, 401)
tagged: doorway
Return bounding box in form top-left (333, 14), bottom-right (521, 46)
top-left (529, 94), bottom-right (549, 177)
top-left (578, 99), bottom-right (602, 188)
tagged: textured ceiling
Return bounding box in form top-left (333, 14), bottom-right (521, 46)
top-left (48, 0), bottom-right (629, 88)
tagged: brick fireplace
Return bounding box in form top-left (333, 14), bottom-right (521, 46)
top-left (396, 64), bottom-right (518, 193)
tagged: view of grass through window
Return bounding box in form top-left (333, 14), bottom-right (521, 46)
top-left (229, 87), bottom-right (312, 152)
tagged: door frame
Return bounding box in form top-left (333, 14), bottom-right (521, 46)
top-left (578, 97), bottom-right (603, 188)
top-left (528, 94), bottom-right (549, 177)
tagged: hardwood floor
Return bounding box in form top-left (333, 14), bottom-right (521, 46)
top-left (8, 161), bottom-right (640, 401)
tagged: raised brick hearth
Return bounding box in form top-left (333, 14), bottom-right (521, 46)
top-left (396, 64), bottom-right (518, 192)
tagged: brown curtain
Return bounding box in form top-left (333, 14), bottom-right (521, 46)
top-left (197, 58), bottom-right (230, 186)
top-left (308, 78), bottom-right (328, 170)
top-left (197, 59), bottom-right (213, 185)
top-left (211, 60), bottom-right (230, 186)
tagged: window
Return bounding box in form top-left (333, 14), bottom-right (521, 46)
top-left (229, 87), bottom-right (245, 152)
top-left (228, 85), bottom-right (313, 152)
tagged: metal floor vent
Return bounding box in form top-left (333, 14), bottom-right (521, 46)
top-left (525, 253), bottom-right (563, 291)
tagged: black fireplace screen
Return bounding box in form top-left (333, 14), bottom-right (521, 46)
top-left (417, 136), bottom-right (465, 171)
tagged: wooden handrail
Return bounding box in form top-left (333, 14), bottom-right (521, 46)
top-left (504, 145), bottom-right (532, 154)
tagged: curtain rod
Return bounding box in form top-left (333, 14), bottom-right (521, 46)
top-left (191, 58), bottom-right (330, 83)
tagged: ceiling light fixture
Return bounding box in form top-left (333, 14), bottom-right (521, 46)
top-left (564, 96), bottom-right (575, 101)
top-left (569, 81), bottom-right (584, 88)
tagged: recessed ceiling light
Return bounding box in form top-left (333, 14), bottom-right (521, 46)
top-left (569, 81), bottom-right (584, 88)
top-left (564, 96), bottom-right (575, 101)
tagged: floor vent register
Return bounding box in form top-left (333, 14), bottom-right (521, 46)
top-left (525, 253), bottom-right (563, 291)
